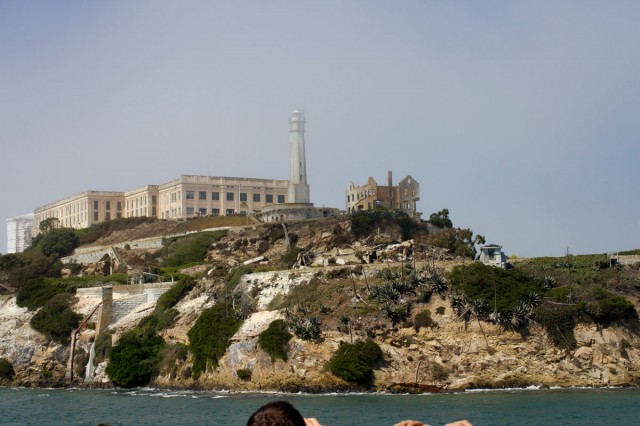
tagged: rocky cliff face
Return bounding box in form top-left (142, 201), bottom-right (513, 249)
top-left (150, 273), bottom-right (640, 392)
top-left (0, 295), bottom-right (69, 387)
top-left (2, 216), bottom-right (639, 391)
top-left (1, 270), bottom-right (640, 391)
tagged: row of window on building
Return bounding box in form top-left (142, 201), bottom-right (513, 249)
top-left (346, 189), bottom-right (376, 203)
top-left (184, 191), bottom-right (284, 203)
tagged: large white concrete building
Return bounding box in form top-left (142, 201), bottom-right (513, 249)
top-left (6, 213), bottom-right (35, 253)
top-left (20, 109), bottom-right (338, 244)
top-left (34, 191), bottom-right (125, 235)
top-left (158, 175), bottom-right (289, 219)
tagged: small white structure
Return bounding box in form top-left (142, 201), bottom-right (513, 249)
top-left (6, 213), bottom-right (35, 253)
top-left (479, 244), bottom-right (507, 268)
top-left (288, 109), bottom-right (310, 204)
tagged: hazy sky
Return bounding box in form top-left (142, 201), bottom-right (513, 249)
top-left (1, 1), bottom-right (638, 257)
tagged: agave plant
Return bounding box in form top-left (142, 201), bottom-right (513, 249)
top-left (392, 280), bottom-right (416, 296)
top-left (429, 273), bottom-right (448, 295)
top-left (378, 283), bottom-right (401, 304)
top-left (291, 316), bottom-right (321, 340)
top-left (542, 276), bottom-right (556, 291)
top-left (449, 291), bottom-right (468, 317)
top-left (319, 304), bottom-right (333, 314)
top-left (407, 270), bottom-right (425, 290)
top-left (378, 268), bottom-right (400, 281)
top-left (382, 302), bottom-right (411, 326)
top-left (469, 299), bottom-right (489, 317)
top-left (510, 300), bottom-right (532, 328)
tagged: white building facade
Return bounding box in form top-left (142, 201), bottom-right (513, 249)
top-left (16, 109), bottom-right (338, 247)
top-left (479, 244), bottom-right (507, 268)
top-left (158, 175), bottom-right (289, 219)
top-left (6, 213), bottom-right (35, 253)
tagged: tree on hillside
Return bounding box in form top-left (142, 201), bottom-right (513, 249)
top-left (39, 217), bottom-right (60, 234)
top-left (429, 209), bottom-right (453, 229)
top-left (39, 228), bottom-right (79, 257)
top-left (426, 227), bottom-right (486, 259)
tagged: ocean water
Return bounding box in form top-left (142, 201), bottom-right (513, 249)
top-left (0, 387), bottom-right (638, 426)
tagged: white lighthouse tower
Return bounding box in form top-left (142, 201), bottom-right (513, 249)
top-left (288, 109), bottom-right (310, 203)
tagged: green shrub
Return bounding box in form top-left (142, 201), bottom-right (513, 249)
top-left (428, 209), bottom-right (453, 229)
top-left (425, 227), bottom-right (484, 259)
top-left (105, 324), bottom-right (165, 388)
top-left (30, 293), bottom-right (82, 343)
top-left (17, 277), bottom-right (67, 310)
top-left (187, 302), bottom-right (243, 379)
top-left (281, 246), bottom-right (303, 268)
top-left (351, 209), bottom-right (416, 241)
top-left (162, 230), bottom-right (227, 268)
top-left (258, 319), bottom-right (292, 362)
top-left (584, 287), bottom-right (636, 322)
top-left (37, 228), bottom-right (79, 257)
top-left (236, 368), bottom-right (252, 380)
top-left (327, 339), bottom-right (383, 385)
top-left (413, 309), bottom-right (434, 332)
top-left (0, 358), bottom-right (14, 381)
top-left (431, 363), bottom-right (448, 381)
top-left (449, 262), bottom-right (544, 317)
top-left (7, 251), bottom-right (61, 289)
top-left (103, 273), bottom-right (128, 284)
top-left (226, 265), bottom-right (252, 291)
top-left (0, 253), bottom-right (27, 272)
top-left (155, 277), bottom-right (195, 312)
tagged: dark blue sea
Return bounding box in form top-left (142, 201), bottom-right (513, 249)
top-left (0, 387), bottom-right (638, 425)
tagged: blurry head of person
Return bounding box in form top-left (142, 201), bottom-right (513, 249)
top-left (247, 400), bottom-right (306, 426)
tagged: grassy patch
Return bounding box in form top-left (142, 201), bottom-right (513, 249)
top-left (162, 230), bottom-right (227, 268)
top-left (93, 329), bottom-right (112, 364)
top-left (155, 277), bottom-right (196, 313)
top-left (159, 343), bottom-right (189, 379)
top-left (76, 217), bottom-right (157, 245)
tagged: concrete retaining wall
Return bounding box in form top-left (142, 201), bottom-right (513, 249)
top-left (61, 225), bottom-right (232, 265)
top-left (618, 255), bottom-right (640, 266)
top-left (79, 282), bottom-right (173, 325)
top-left (111, 295), bottom-right (150, 324)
